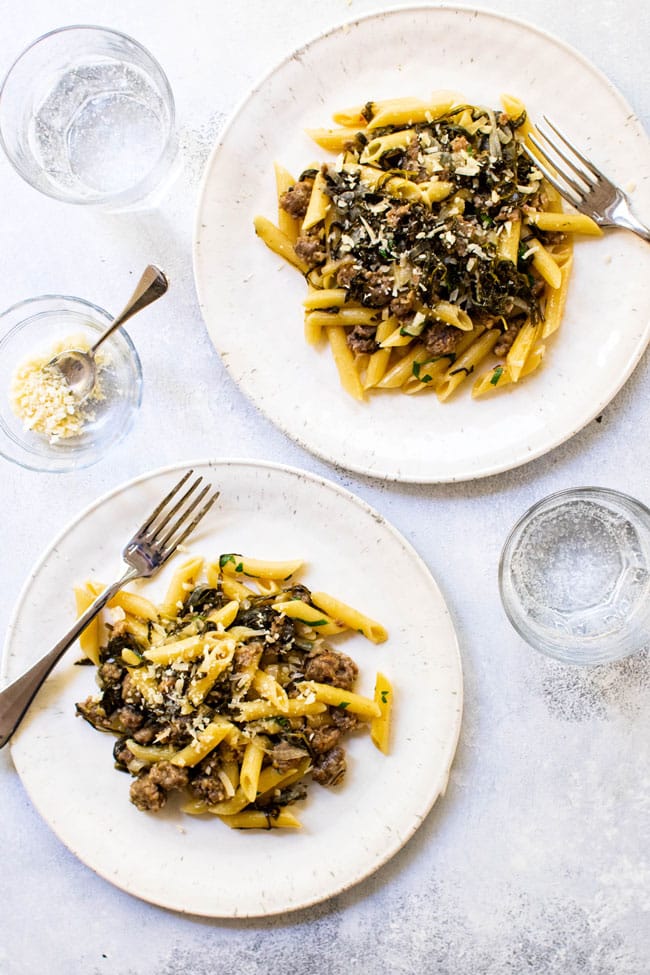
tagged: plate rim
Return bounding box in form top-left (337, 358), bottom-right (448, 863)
top-left (2, 457), bottom-right (464, 917)
top-left (192, 3), bottom-right (650, 484)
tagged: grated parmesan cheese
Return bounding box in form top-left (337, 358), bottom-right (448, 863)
top-left (10, 335), bottom-right (108, 444)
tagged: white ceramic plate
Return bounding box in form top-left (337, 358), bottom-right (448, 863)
top-left (3, 460), bottom-right (462, 917)
top-left (194, 6), bottom-right (650, 483)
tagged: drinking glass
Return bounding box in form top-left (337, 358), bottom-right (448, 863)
top-left (499, 487), bottom-right (650, 665)
top-left (0, 26), bottom-right (176, 207)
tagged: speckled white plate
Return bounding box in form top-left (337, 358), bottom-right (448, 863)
top-left (2, 460), bottom-right (462, 917)
top-left (193, 5), bottom-right (650, 483)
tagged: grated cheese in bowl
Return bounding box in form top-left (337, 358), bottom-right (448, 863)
top-left (0, 294), bottom-right (143, 471)
top-left (10, 335), bottom-right (107, 443)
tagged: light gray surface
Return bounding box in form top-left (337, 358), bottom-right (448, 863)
top-left (0, 1), bottom-right (648, 972)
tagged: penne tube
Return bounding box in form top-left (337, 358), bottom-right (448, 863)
top-left (254, 215), bottom-right (309, 273)
top-left (497, 218), bottom-right (521, 264)
top-left (363, 347), bottom-right (392, 389)
top-left (431, 300), bottom-right (473, 331)
top-left (370, 672), bottom-right (393, 755)
top-left (159, 557), bottom-right (204, 618)
top-left (542, 250), bottom-right (573, 338)
top-left (270, 597), bottom-right (347, 634)
top-left (524, 238), bottom-right (562, 289)
top-left (108, 589), bottom-right (159, 621)
top-left (125, 741), bottom-right (177, 764)
top-left (218, 810), bottom-right (302, 829)
top-left (310, 591), bottom-right (388, 643)
top-left (123, 615), bottom-right (150, 643)
top-left (302, 171), bottom-right (330, 231)
top-left (472, 344), bottom-right (546, 397)
top-left (436, 329), bottom-right (500, 401)
top-left (218, 554), bottom-right (303, 580)
top-left (74, 583), bottom-right (101, 666)
top-left (366, 92), bottom-right (458, 129)
top-left (298, 681), bottom-right (382, 720)
top-left (526, 210), bottom-right (602, 236)
top-left (143, 634), bottom-right (204, 665)
top-left (187, 639), bottom-right (236, 707)
top-left (255, 578), bottom-right (282, 596)
top-left (218, 575), bottom-right (255, 601)
top-left (274, 162), bottom-right (299, 243)
top-left (307, 127), bottom-right (364, 152)
top-left (302, 288), bottom-right (348, 309)
top-left (170, 717), bottom-right (234, 767)
top-left (360, 129), bottom-right (414, 163)
top-left (252, 669), bottom-right (289, 709)
top-left (376, 343), bottom-right (429, 387)
top-left (233, 698), bottom-right (327, 721)
top-left (240, 737), bottom-right (267, 802)
top-left (327, 325), bottom-right (365, 400)
top-left (205, 600), bottom-right (240, 628)
top-left (306, 307), bottom-right (379, 327)
top-left (506, 321), bottom-right (542, 382)
top-left (380, 322), bottom-right (416, 348)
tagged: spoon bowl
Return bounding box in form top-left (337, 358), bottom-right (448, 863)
top-left (47, 264), bottom-right (168, 400)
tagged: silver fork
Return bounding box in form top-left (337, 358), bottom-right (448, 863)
top-left (0, 470), bottom-right (219, 748)
top-left (523, 117), bottom-right (650, 243)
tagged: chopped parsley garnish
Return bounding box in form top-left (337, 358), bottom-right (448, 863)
top-left (490, 365), bottom-right (505, 386)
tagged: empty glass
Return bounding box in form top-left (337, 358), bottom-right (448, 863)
top-left (499, 487), bottom-right (650, 665)
top-left (0, 26), bottom-right (176, 207)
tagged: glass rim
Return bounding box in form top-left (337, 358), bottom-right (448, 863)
top-left (0, 24), bottom-right (176, 207)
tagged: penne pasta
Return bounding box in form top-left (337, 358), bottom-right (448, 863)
top-left (310, 591), bottom-right (388, 643)
top-left (254, 91), bottom-right (593, 403)
top-left (370, 672), bottom-right (393, 754)
top-left (298, 681), bottom-right (382, 720)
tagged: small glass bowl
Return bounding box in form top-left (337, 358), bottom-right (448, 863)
top-left (499, 487), bottom-right (650, 666)
top-left (0, 295), bottom-right (142, 472)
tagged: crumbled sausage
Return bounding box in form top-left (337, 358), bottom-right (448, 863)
top-left (188, 759), bottom-right (228, 806)
top-left (347, 324), bottom-right (379, 355)
top-left (132, 723), bottom-right (158, 745)
top-left (361, 270), bottom-right (393, 307)
top-left (304, 649), bottom-right (358, 690)
top-left (279, 179), bottom-right (313, 219)
top-left (98, 660), bottom-right (123, 687)
top-left (423, 321), bottom-right (464, 356)
top-left (149, 761), bottom-right (189, 792)
top-left (335, 262), bottom-right (360, 288)
top-left (390, 288), bottom-right (417, 319)
top-left (112, 706), bottom-right (145, 734)
top-left (294, 234), bottom-right (326, 267)
top-left (130, 774), bottom-right (166, 811)
top-left (308, 724), bottom-right (341, 755)
top-left (330, 708), bottom-right (360, 733)
top-left (312, 746), bottom-right (346, 786)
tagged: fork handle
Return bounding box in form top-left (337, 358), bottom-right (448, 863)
top-left (0, 568), bottom-right (139, 749)
top-left (622, 217), bottom-right (650, 243)
top-left (612, 204), bottom-right (650, 242)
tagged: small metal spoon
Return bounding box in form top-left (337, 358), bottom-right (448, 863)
top-left (48, 264), bottom-right (169, 400)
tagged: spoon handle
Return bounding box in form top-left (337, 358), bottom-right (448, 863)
top-left (90, 264), bottom-right (169, 354)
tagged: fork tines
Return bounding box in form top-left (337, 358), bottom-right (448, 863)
top-left (139, 470), bottom-right (219, 556)
top-left (522, 117), bottom-right (607, 210)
